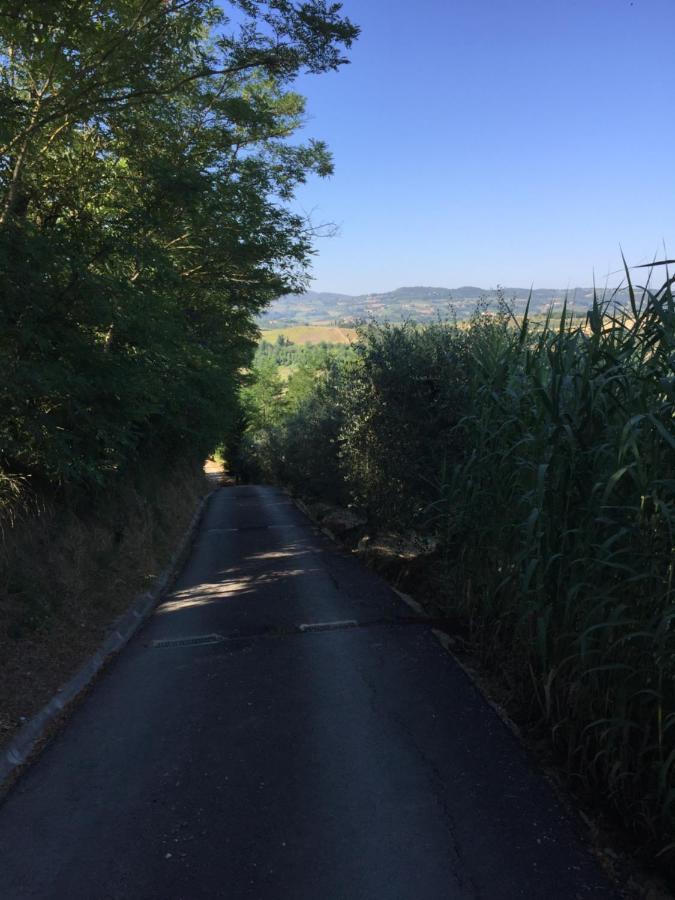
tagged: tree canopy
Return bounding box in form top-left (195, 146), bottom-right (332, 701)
top-left (0, 0), bottom-right (357, 491)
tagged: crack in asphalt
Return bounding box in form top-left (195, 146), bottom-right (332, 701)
top-left (355, 654), bottom-right (481, 900)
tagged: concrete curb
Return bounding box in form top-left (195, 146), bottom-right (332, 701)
top-left (290, 495), bottom-right (345, 546)
top-left (430, 628), bottom-right (522, 739)
top-left (0, 488), bottom-right (217, 788)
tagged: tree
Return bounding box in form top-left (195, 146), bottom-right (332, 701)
top-left (0, 0), bottom-right (358, 490)
top-left (241, 358), bottom-right (287, 433)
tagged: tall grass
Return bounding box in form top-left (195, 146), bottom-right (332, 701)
top-left (432, 265), bottom-right (675, 863)
top-left (0, 472), bottom-right (27, 536)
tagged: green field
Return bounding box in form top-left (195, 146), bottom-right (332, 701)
top-left (260, 325), bottom-right (356, 345)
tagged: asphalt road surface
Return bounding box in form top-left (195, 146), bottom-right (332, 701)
top-left (0, 486), bottom-right (619, 899)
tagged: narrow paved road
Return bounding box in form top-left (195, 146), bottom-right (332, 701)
top-left (0, 486), bottom-right (618, 899)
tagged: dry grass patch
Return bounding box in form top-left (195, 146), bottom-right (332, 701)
top-left (260, 325), bottom-right (356, 344)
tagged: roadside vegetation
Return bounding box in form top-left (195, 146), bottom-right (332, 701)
top-left (240, 268), bottom-right (675, 879)
top-left (0, 1), bottom-right (356, 738)
top-left (237, 335), bottom-right (353, 487)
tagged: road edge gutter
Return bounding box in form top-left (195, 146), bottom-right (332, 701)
top-left (0, 487), bottom-right (217, 789)
top-left (292, 495), bottom-right (340, 544)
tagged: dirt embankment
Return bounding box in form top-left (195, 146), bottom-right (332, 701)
top-left (0, 462), bottom-right (215, 751)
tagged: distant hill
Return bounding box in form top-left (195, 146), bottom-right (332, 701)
top-left (258, 284), bottom-right (629, 327)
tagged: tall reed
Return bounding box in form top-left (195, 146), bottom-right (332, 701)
top-left (433, 265), bottom-right (675, 862)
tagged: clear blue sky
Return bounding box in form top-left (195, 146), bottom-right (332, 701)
top-left (288, 0), bottom-right (674, 294)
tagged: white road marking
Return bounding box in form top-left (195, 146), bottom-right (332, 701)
top-left (298, 620), bottom-right (358, 632)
